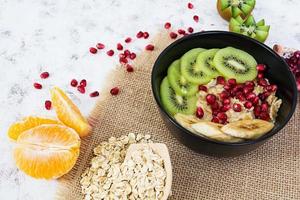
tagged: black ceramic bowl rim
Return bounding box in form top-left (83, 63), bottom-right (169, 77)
top-left (151, 31), bottom-right (298, 146)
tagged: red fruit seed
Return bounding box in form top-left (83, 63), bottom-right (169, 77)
top-left (119, 57), bottom-right (128, 64)
top-left (211, 117), bottom-right (220, 123)
top-left (196, 107), bottom-right (204, 119)
top-left (145, 44), bottom-right (154, 51)
top-left (257, 64), bottom-right (266, 72)
top-left (222, 98), bottom-right (230, 105)
top-left (40, 72), bottom-right (49, 79)
top-left (136, 31), bottom-right (144, 38)
top-left (117, 43), bottom-right (123, 51)
top-left (70, 79), bottom-right (78, 87)
top-left (77, 85), bottom-right (85, 94)
top-left (80, 79), bottom-right (87, 87)
top-left (244, 101), bottom-right (253, 109)
top-left (216, 76), bottom-right (226, 85)
top-left (233, 103), bottom-right (242, 112)
top-left (257, 73), bottom-right (264, 79)
top-left (178, 29), bottom-right (186, 35)
top-left (129, 52), bottom-right (136, 60)
top-left (228, 78), bottom-right (237, 86)
top-left (187, 27), bottom-right (194, 33)
top-left (169, 32), bottom-right (178, 39)
top-left (164, 22), bottom-right (171, 29)
top-left (217, 112), bottom-right (227, 121)
top-left (125, 37), bottom-right (132, 43)
top-left (107, 50), bottom-right (114, 56)
top-left (33, 83), bottom-right (42, 89)
top-left (90, 91), bottom-right (99, 97)
top-left (193, 15), bottom-right (199, 22)
top-left (89, 47), bottom-right (97, 54)
top-left (206, 94), bottom-right (217, 105)
top-left (126, 64), bottom-right (134, 72)
top-left (110, 87), bottom-right (120, 95)
top-left (198, 85), bottom-right (208, 92)
top-left (187, 2), bottom-right (194, 9)
top-left (96, 43), bottom-right (105, 49)
top-left (124, 50), bottom-right (131, 57)
top-left (143, 32), bottom-right (149, 39)
top-left (45, 100), bottom-right (52, 110)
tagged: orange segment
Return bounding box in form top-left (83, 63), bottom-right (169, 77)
top-left (14, 124), bottom-right (80, 179)
top-left (50, 87), bottom-right (91, 137)
top-left (8, 116), bottom-right (61, 140)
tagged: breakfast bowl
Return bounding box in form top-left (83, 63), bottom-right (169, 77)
top-left (151, 31), bottom-right (298, 157)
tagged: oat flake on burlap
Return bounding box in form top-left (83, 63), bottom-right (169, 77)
top-left (57, 31), bottom-right (300, 200)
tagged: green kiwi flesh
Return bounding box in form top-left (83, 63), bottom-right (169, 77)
top-left (180, 48), bottom-right (212, 84)
top-left (160, 77), bottom-right (197, 116)
top-left (167, 60), bottom-right (198, 96)
top-left (220, 0), bottom-right (256, 18)
top-left (213, 47), bottom-right (258, 83)
top-left (196, 49), bottom-right (221, 78)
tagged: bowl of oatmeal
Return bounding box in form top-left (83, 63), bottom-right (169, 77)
top-left (151, 31), bottom-right (298, 156)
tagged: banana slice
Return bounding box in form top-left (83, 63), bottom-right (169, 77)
top-left (174, 113), bottom-right (202, 133)
top-left (191, 122), bottom-right (243, 143)
top-left (221, 119), bottom-right (274, 139)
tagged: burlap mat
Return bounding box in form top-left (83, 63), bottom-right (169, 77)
top-left (57, 31), bottom-right (300, 200)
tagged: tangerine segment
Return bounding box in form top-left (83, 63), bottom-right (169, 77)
top-left (8, 116), bottom-right (61, 140)
top-left (14, 124), bottom-right (80, 179)
top-left (50, 87), bottom-right (91, 137)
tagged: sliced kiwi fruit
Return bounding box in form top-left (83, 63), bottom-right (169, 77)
top-left (196, 49), bottom-right (221, 78)
top-left (160, 77), bottom-right (197, 116)
top-left (229, 15), bottom-right (270, 43)
top-left (167, 60), bottom-right (198, 96)
top-left (217, 0), bottom-right (256, 21)
top-left (213, 47), bottom-right (258, 83)
top-left (180, 48), bottom-right (212, 85)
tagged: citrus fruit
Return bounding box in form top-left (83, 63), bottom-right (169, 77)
top-left (8, 116), bottom-right (61, 140)
top-left (13, 124), bottom-right (80, 179)
top-left (50, 87), bottom-right (91, 137)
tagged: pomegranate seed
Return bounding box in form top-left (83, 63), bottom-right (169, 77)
top-left (124, 50), bottom-right (131, 57)
top-left (126, 64), bottom-right (134, 72)
top-left (259, 112), bottom-right (270, 121)
top-left (211, 117), bottom-right (220, 123)
top-left (119, 53), bottom-right (126, 59)
top-left (258, 79), bottom-right (268, 86)
top-left (193, 15), bottom-right (199, 22)
top-left (219, 119), bottom-right (228, 125)
top-left (206, 94), bottom-right (217, 105)
top-left (125, 37), bottom-right (132, 43)
top-left (198, 85), bottom-right (208, 92)
top-left (70, 79), bottom-right (78, 87)
top-left (259, 92), bottom-right (268, 101)
top-left (45, 100), bottom-right (52, 110)
top-left (129, 53), bottom-right (136, 60)
top-left (196, 107), bottom-right (204, 119)
top-left (119, 57), bottom-right (128, 64)
top-left (222, 98), bottom-right (230, 105)
top-left (90, 91), bottom-right (99, 97)
top-left (143, 32), bottom-right (149, 39)
top-left (217, 112), bottom-right (227, 121)
top-left (187, 27), bottom-right (194, 33)
top-left (96, 43), bottom-right (105, 49)
top-left (232, 103), bottom-right (242, 112)
top-left (244, 101), bottom-right (253, 109)
top-left (80, 79), bottom-right (87, 87)
top-left (169, 32), bottom-right (178, 39)
top-left (246, 92), bottom-right (256, 101)
top-left (224, 84), bottom-right (231, 91)
top-left (136, 31), bottom-right (144, 38)
top-left (187, 2), bottom-right (194, 9)
top-left (216, 76), bottom-right (226, 85)
top-left (253, 96), bottom-right (260, 105)
top-left (254, 106), bottom-right (261, 117)
top-left (212, 110), bottom-right (219, 116)
top-left (33, 83), bottom-right (42, 89)
top-left (245, 81), bottom-right (255, 88)
top-left (178, 29), bottom-right (186, 35)
top-left (107, 50), bottom-right (114, 56)
top-left (117, 43), bottom-right (123, 51)
top-left (211, 102), bottom-right (220, 111)
top-left (110, 87), bottom-right (119, 95)
top-left (228, 78), bottom-right (237, 86)
top-left (221, 104), bottom-right (231, 112)
top-left (145, 44), bottom-right (154, 51)
top-left (243, 86), bottom-right (254, 94)
top-left (220, 91), bottom-right (229, 100)
top-left (77, 85), bottom-right (85, 94)
top-left (164, 22), bottom-right (171, 29)
top-left (89, 47), bottom-right (97, 54)
top-left (257, 73), bottom-right (264, 79)
top-left (237, 93), bottom-right (246, 101)
top-left (261, 102), bottom-right (269, 112)
top-left (257, 64), bottom-right (266, 72)
top-left (266, 85), bottom-right (277, 92)
top-left (40, 72), bottom-right (49, 79)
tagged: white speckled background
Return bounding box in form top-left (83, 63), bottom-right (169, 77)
top-left (0, 0), bottom-right (299, 199)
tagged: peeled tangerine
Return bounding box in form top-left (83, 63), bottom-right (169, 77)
top-left (50, 87), bottom-right (91, 137)
top-left (14, 124), bottom-right (80, 179)
top-left (8, 116), bottom-right (61, 140)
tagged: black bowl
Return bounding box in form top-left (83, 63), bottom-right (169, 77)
top-left (151, 31), bottom-right (298, 157)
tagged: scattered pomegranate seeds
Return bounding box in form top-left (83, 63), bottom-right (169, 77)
top-left (196, 107), bottom-right (204, 119)
top-left (117, 43), bottom-right (123, 51)
top-left (96, 43), bottom-right (105, 49)
top-left (40, 72), bottom-right (49, 79)
top-left (145, 44), bottom-right (155, 51)
top-left (80, 79), bottom-right (87, 87)
top-left (164, 22), bottom-right (171, 29)
top-left (169, 32), bottom-right (178, 39)
top-left (193, 15), bottom-right (199, 22)
top-left (119, 57), bottom-right (128, 64)
top-left (256, 64), bottom-right (266, 72)
top-left (136, 31), bottom-right (144, 38)
top-left (233, 103), bottom-right (242, 112)
top-left (77, 85), bottom-right (85, 94)
top-left (125, 37), bottom-right (132, 43)
top-left (89, 47), bottom-right (97, 54)
top-left (124, 50), bottom-right (131, 57)
top-left (129, 52), bottom-right (136, 60)
top-left (187, 2), bottom-right (194, 9)
top-left (45, 100), bottom-right (52, 110)
top-left (90, 91), bottom-right (99, 97)
top-left (119, 53), bottom-right (126, 59)
top-left (198, 85), bottom-right (207, 92)
top-left (110, 87), bottom-right (120, 95)
top-left (33, 83), bottom-right (42, 89)
top-left (107, 50), bottom-right (114, 56)
top-left (126, 64), bottom-right (134, 72)
top-left (187, 27), bottom-right (194, 33)
top-left (143, 32), bottom-right (149, 39)
top-left (257, 73), bottom-right (264, 79)
top-left (178, 29), bottom-right (186, 35)
top-left (70, 79), bottom-right (78, 87)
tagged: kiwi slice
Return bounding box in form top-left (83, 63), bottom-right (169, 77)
top-left (196, 49), bottom-right (221, 78)
top-left (213, 47), bottom-right (258, 83)
top-left (217, 0), bottom-right (256, 21)
top-left (229, 15), bottom-right (270, 43)
top-left (181, 48), bottom-right (212, 85)
top-left (167, 60), bottom-right (198, 96)
top-left (160, 77), bottom-right (197, 116)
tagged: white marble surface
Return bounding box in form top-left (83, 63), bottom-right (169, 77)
top-left (0, 0), bottom-right (299, 199)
